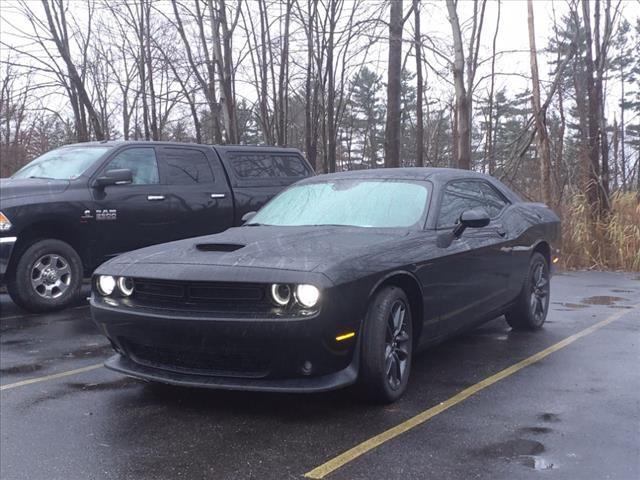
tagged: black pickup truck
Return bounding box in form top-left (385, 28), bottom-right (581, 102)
top-left (0, 141), bottom-right (313, 312)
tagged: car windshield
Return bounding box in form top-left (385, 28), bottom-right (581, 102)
top-left (12, 146), bottom-right (111, 180)
top-left (249, 179), bottom-right (429, 228)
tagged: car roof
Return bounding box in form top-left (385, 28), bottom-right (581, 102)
top-left (298, 167), bottom-right (522, 202)
top-left (300, 167), bottom-right (491, 182)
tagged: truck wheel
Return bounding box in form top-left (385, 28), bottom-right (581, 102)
top-left (6, 239), bottom-right (83, 313)
top-left (505, 252), bottom-right (550, 331)
top-left (358, 286), bottom-right (413, 404)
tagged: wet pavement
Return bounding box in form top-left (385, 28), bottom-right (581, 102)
top-left (1, 272), bottom-right (639, 480)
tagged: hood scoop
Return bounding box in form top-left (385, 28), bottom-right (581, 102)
top-left (196, 243), bottom-right (245, 253)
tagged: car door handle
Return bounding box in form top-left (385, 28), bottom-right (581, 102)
top-left (147, 195), bottom-right (165, 201)
top-left (210, 193), bottom-right (226, 199)
top-left (496, 227), bottom-right (507, 237)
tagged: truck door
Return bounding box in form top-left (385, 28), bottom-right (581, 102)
top-left (157, 145), bottom-right (233, 241)
top-left (91, 146), bottom-right (174, 261)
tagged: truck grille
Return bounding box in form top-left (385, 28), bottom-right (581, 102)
top-left (125, 341), bottom-right (271, 378)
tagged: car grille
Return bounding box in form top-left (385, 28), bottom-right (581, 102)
top-left (131, 278), bottom-right (274, 316)
top-left (124, 340), bottom-right (271, 378)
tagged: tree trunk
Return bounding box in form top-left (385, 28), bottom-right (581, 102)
top-left (327, 0), bottom-right (337, 173)
top-left (446, 0), bottom-right (471, 169)
top-left (612, 116), bottom-right (619, 189)
top-left (620, 63), bottom-right (626, 190)
top-left (527, 0), bottom-right (552, 205)
top-left (277, 0), bottom-right (292, 146)
top-left (384, 0), bottom-right (403, 168)
top-left (413, 0), bottom-right (424, 167)
top-left (581, 0), bottom-right (603, 219)
top-left (486, 0), bottom-right (500, 175)
top-left (304, 0), bottom-right (317, 170)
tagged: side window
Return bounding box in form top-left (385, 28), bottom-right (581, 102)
top-left (104, 148), bottom-right (159, 185)
top-left (163, 148), bottom-right (214, 185)
top-left (230, 153), bottom-right (309, 179)
top-left (479, 182), bottom-right (509, 217)
top-left (437, 181), bottom-right (486, 228)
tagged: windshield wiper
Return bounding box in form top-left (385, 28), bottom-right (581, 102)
top-left (244, 222), bottom-right (266, 227)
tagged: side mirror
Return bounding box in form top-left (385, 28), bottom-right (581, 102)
top-left (94, 169), bottom-right (133, 187)
top-left (453, 207), bottom-right (490, 238)
top-left (241, 211), bottom-right (257, 223)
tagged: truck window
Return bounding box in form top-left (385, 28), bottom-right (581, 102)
top-left (104, 148), bottom-right (159, 185)
top-left (229, 153), bottom-right (308, 179)
top-left (163, 148), bottom-right (214, 185)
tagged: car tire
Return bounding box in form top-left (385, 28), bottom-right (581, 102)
top-left (505, 252), bottom-right (550, 331)
top-left (358, 286), bottom-right (413, 404)
top-left (6, 239), bottom-right (83, 313)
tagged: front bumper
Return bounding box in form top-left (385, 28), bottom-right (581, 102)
top-left (90, 295), bottom-right (362, 393)
top-left (0, 236), bottom-right (17, 277)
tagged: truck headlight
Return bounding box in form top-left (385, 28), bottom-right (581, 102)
top-left (0, 212), bottom-right (12, 231)
top-left (295, 284), bottom-right (320, 308)
top-left (97, 275), bottom-right (116, 296)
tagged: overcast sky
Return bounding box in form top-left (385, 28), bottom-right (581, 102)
top-left (1, 0), bottom-right (638, 116)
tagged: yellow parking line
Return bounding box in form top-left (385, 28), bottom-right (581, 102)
top-left (0, 364), bottom-right (103, 392)
top-left (305, 305), bottom-right (639, 479)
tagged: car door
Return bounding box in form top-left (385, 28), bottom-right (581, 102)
top-left (91, 146), bottom-right (174, 261)
top-left (433, 180), bottom-right (511, 337)
top-left (157, 145), bottom-right (233, 241)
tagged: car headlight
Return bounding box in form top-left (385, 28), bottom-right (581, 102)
top-left (0, 212), bottom-right (12, 231)
top-left (97, 275), bottom-right (116, 296)
top-left (270, 284), bottom-right (292, 306)
top-left (117, 277), bottom-right (134, 296)
top-left (295, 284), bottom-right (320, 308)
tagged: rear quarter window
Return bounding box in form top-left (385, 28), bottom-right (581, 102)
top-left (229, 153), bottom-right (309, 179)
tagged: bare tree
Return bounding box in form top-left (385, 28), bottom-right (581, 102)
top-left (527, 0), bottom-right (552, 205)
top-left (446, 0), bottom-right (487, 169)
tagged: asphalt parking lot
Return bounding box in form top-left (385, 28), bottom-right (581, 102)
top-left (1, 271), bottom-right (639, 480)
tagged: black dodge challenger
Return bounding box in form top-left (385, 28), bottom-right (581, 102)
top-left (90, 168), bottom-right (560, 402)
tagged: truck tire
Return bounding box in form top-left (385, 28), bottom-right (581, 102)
top-left (358, 286), bottom-right (413, 404)
top-left (505, 252), bottom-right (550, 331)
top-left (6, 239), bottom-right (83, 313)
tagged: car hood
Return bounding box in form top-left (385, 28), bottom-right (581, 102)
top-left (0, 177), bottom-right (70, 201)
top-left (107, 226), bottom-right (411, 275)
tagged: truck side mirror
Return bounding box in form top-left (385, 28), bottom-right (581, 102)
top-left (94, 169), bottom-right (133, 188)
top-left (453, 207), bottom-right (490, 238)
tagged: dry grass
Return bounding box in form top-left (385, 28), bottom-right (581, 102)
top-left (560, 192), bottom-right (640, 271)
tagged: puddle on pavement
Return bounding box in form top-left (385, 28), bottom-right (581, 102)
top-left (553, 302), bottom-right (589, 309)
top-left (539, 412), bottom-right (561, 423)
top-left (480, 438), bottom-right (545, 458)
top-left (581, 296), bottom-right (627, 305)
top-left (518, 456), bottom-right (557, 470)
top-left (519, 426), bottom-right (552, 435)
top-left (480, 438), bottom-right (557, 471)
top-left (65, 377), bottom-right (137, 392)
top-left (0, 363), bottom-right (43, 376)
top-left (0, 338), bottom-right (34, 346)
top-left (62, 343), bottom-right (112, 359)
